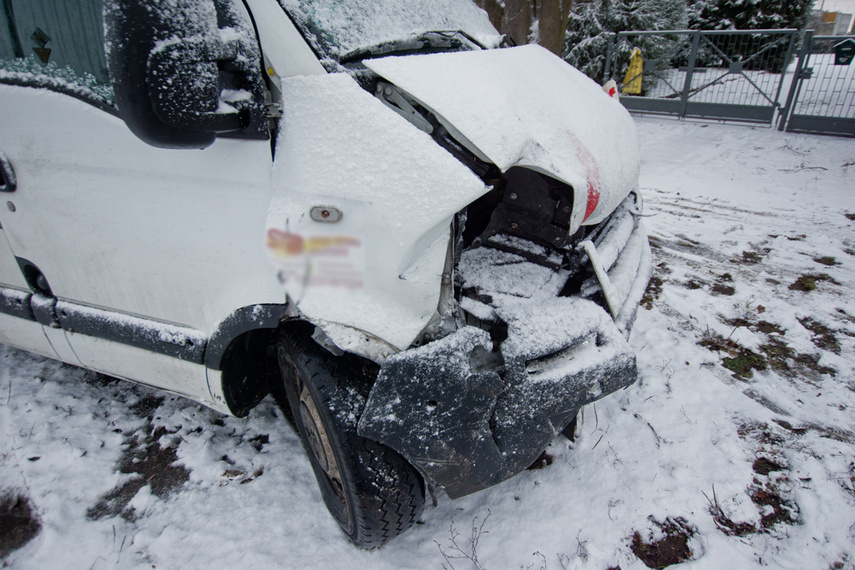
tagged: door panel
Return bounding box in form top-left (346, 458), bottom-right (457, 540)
top-left (0, 85), bottom-right (282, 394)
top-left (0, 85), bottom-right (281, 332)
top-left (0, 230), bottom-right (27, 289)
top-left (0, 312), bottom-right (57, 359)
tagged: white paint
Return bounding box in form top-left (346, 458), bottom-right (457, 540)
top-left (266, 72), bottom-right (486, 351)
top-left (244, 0), bottom-right (327, 77)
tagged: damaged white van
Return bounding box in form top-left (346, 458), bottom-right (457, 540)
top-left (0, 0), bottom-right (651, 547)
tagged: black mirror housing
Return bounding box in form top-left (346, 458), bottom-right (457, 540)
top-left (104, 0), bottom-right (268, 149)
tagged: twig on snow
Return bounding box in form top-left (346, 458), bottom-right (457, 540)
top-left (436, 510), bottom-right (491, 570)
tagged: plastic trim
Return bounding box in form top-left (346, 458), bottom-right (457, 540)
top-left (204, 303), bottom-right (290, 370)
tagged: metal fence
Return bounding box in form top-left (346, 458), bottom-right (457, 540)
top-left (605, 29), bottom-right (855, 137)
top-left (779, 31), bottom-right (855, 136)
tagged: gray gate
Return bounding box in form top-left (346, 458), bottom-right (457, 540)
top-left (779, 31), bottom-right (855, 137)
top-left (605, 29), bottom-right (797, 124)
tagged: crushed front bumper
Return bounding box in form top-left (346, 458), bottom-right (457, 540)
top-left (357, 192), bottom-right (652, 498)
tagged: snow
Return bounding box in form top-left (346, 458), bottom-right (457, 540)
top-left (266, 72), bottom-right (486, 352)
top-left (0, 56), bottom-right (114, 107)
top-left (56, 301), bottom-right (206, 349)
top-left (365, 45), bottom-right (641, 232)
top-left (277, 0), bottom-right (498, 57)
top-left (3, 116), bottom-right (855, 568)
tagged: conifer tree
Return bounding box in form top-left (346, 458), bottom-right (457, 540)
top-left (564, 0), bottom-right (688, 81)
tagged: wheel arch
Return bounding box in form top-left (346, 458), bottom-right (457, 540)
top-left (207, 303), bottom-right (297, 417)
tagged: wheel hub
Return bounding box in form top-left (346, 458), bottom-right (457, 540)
top-left (299, 386), bottom-right (347, 505)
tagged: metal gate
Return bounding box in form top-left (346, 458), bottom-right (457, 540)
top-left (779, 31), bottom-right (855, 137)
top-left (605, 29), bottom-right (797, 124)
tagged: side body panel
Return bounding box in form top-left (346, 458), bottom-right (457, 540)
top-left (0, 85), bottom-right (283, 400)
top-left (266, 73), bottom-right (487, 352)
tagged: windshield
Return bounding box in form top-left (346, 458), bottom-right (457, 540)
top-left (277, 0), bottom-right (499, 62)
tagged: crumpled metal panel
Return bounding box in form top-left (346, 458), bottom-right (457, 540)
top-left (357, 327), bottom-right (507, 498)
top-left (358, 297), bottom-right (637, 498)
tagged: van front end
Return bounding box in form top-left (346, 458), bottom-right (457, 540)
top-left (358, 190), bottom-right (651, 498)
top-left (265, 43), bottom-right (652, 502)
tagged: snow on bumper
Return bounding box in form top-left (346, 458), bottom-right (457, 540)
top-left (358, 192), bottom-right (651, 498)
top-left (579, 191), bottom-right (653, 335)
top-left (357, 298), bottom-right (635, 498)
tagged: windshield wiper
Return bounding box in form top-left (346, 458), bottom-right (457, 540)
top-left (339, 31), bottom-right (485, 64)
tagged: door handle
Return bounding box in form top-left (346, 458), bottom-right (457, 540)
top-left (0, 151), bottom-right (16, 192)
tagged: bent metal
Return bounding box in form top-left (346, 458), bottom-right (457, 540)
top-left (0, 0), bottom-right (651, 547)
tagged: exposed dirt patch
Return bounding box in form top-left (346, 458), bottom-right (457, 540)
top-left (740, 250), bottom-right (763, 264)
top-left (813, 256), bottom-right (840, 267)
top-left (750, 482), bottom-right (799, 530)
top-left (789, 273), bottom-right (839, 292)
top-left (87, 421), bottom-right (190, 522)
top-left (735, 423), bottom-right (801, 532)
top-left (722, 317), bottom-right (785, 337)
top-left (0, 492), bottom-right (41, 560)
top-left (248, 434), bottom-right (269, 452)
top-left (759, 337), bottom-right (835, 379)
top-left (722, 351), bottom-right (766, 378)
top-left (753, 457), bottom-right (785, 476)
top-left (772, 419), bottom-right (808, 436)
top-left (758, 338), bottom-right (795, 372)
top-left (711, 272), bottom-right (735, 296)
top-left (718, 314), bottom-right (835, 378)
top-left (845, 213), bottom-right (855, 222)
top-left (630, 517), bottom-right (696, 569)
top-left (642, 276), bottom-right (664, 310)
top-left (799, 317), bottom-right (841, 354)
top-left (684, 278), bottom-right (706, 290)
top-left (793, 353), bottom-right (836, 377)
top-left (129, 395), bottom-right (165, 418)
top-left (711, 283), bottom-right (736, 296)
top-left (756, 321), bottom-right (785, 336)
top-left (700, 333), bottom-right (766, 379)
top-left (733, 248), bottom-right (770, 265)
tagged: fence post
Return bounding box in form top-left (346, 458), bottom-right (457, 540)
top-left (778, 30), bottom-right (812, 131)
top-left (604, 33), bottom-right (614, 82)
top-left (679, 31), bottom-right (701, 118)
top-left (2, 0), bottom-right (24, 58)
top-left (772, 30), bottom-right (797, 109)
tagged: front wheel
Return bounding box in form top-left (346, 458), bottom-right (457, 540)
top-left (275, 325), bottom-right (425, 548)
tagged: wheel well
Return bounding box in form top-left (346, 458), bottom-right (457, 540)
top-left (219, 320), bottom-right (316, 417)
top-left (220, 327), bottom-right (278, 417)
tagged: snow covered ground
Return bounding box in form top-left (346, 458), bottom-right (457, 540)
top-left (2, 116), bottom-right (854, 569)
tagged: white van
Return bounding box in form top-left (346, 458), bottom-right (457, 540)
top-left (0, 0), bottom-right (651, 547)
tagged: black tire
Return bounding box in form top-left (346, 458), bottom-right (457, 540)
top-left (275, 325), bottom-right (425, 548)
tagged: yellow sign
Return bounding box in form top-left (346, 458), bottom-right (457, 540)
top-left (623, 47), bottom-right (643, 95)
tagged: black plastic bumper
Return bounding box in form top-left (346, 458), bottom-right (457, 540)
top-left (357, 193), bottom-right (650, 498)
top-left (357, 297), bottom-right (637, 498)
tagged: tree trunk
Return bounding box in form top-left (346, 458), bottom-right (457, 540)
top-left (473, 0), bottom-right (572, 56)
top-left (536, 0), bottom-right (573, 55)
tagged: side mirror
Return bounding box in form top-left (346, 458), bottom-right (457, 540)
top-left (104, 0), bottom-right (268, 149)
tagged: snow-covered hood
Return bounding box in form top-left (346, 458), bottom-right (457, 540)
top-left (364, 44), bottom-right (641, 230)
